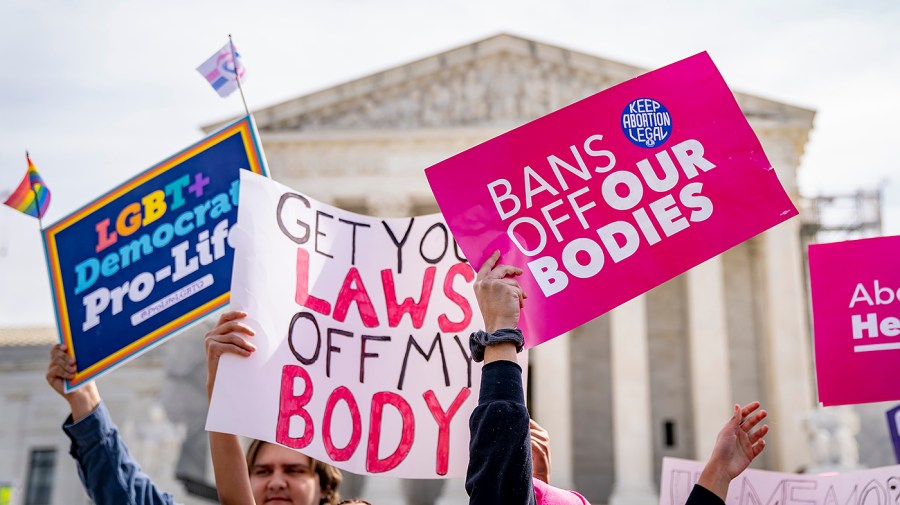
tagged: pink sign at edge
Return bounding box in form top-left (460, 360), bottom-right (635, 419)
top-left (809, 235), bottom-right (900, 406)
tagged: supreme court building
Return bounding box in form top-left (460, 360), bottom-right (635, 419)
top-left (1, 34), bottom-right (864, 505)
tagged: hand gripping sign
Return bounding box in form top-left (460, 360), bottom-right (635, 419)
top-left (426, 52), bottom-right (797, 348)
top-left (809, 235), bottom-right (900, 405)
top-left (206, 172), bottom-right (513, 478)
top-left (43, 116), bottom-right (268, 391)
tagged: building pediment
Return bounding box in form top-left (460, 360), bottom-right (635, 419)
top-left (203, 33), bottom-right (813, 137)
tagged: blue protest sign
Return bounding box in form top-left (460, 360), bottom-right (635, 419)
top-left (43, 116), bottom-right (267, 390)
top-left (888, 404), bottom-right (900, 464)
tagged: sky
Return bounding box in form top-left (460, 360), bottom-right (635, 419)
top-left (1, 0), bottom-right (898, 326)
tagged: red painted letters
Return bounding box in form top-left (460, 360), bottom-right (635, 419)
top-left (276, 365), bottom-right (315, 449)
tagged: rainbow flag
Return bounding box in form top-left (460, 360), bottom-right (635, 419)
top-left (3, 153), bottom-right (51, 218)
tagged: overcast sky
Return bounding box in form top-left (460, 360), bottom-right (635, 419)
top-left (1, 0), bottom-right (898, 326)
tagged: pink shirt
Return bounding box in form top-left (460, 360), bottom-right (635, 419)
top-left (533, 478), bottom-right (590, 505)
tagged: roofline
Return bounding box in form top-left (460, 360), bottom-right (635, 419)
top-left (200, 33), bottom-right (644, 133)
top-left (200, 32), bottom-right (815, 133)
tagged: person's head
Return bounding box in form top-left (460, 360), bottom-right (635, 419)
top-left (337, 501), bottom-right (373, 505)
top-left (246, 440), bottom-right (342, 505)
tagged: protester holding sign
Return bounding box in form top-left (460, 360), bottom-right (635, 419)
top-left (44, 322), bottom-right (348, 505)
top-left (205, 310), bottom-right (346, 505)
top-left (206, 172), bottom-right (495, 479)
top-left (45, 344), bottom-right (179, 505)
top-left (466, 250), bottom-right (769, 504)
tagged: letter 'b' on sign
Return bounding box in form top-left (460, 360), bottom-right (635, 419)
top-left (276, 365), bottom-right (315, 448)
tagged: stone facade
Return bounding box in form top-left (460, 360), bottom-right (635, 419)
top-left (0, 331), bottom-right (209, 505)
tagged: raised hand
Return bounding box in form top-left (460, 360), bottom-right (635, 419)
top-left (205, 310), bottom-right (256, 400)
top-left (698, 401), bottom-right (769, 500)
top-left (45, 344), bottom-right (100, 421)
top-left (530, 419), bottom-right (552, 485)
top-left (473, 250), bottom-right (526, 333)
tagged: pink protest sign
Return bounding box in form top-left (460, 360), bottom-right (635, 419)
top-left (426, 52), bottom-right (797, 348)
top-left (809, 235), bottom-right (900, 406)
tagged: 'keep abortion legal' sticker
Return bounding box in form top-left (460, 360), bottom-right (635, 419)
top-left (621, 98), bottom-right (672, 148)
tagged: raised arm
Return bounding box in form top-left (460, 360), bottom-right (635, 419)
top-left (46, 345), bottom-right (100, 421)
top-left (47, 345), bottom-right (175, 505)
top-left (530, 419), bottom-right (552, 485)
top-left (465, 250), bottom-right (535, 505)
top-left (690, 402), bottom-right (768, 504)
top-left (206, 310), bottom-right (258, 505)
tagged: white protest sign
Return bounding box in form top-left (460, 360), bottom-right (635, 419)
top-left (660, 457), bottom-right (900, 505)
top-left (207, 171), bottom-right (520, 478)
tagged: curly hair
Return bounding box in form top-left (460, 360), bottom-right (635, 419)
top-left (245, 440), bottom-right (343, 505)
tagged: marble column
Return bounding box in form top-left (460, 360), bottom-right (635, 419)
top-left (686, 257), bottom-right (732, 460)
top-left (761, 220), bottom-right (814, 472)
top-left (609, 295), bottom-right (657, 505)
top-left (532, 332), bottom-right (574, 490)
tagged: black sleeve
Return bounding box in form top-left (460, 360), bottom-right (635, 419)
top-left (685, 484), bottom-right (725, 505)
top-left (465, 360), bottom-right (536, 505)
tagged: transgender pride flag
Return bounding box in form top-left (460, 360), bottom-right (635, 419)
top-left (3, 152), bottom-right (51, 219)
top-left (196, 42), bottom-right (247, 98)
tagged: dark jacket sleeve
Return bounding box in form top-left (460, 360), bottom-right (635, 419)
top-left (466, 360), bottom-right (536, 505)
top-left (63, 401), bottom-right (177, 505)
top-left (686, 484), bottom-right (725, 505)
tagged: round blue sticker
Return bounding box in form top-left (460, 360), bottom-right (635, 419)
top-left (621, 98), bottom-right (672, 148)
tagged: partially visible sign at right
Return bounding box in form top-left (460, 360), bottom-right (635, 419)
top-left (809, 235), bottom-right (900, 405)
top-left (888, 404), bottom-right (900, 464)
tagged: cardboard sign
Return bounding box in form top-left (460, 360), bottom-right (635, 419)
top-left (809, 235), bottom-right (900, 405)
top-left (206, 172), bottom-right (508, 478)
top-left (43, 116), bottom-right (268, 391)
top-left (426, 52), bottom-right (796, 348)
top-left (888, 405), bottom-right (900, 464)
top-left (659, 457), bottom-right (900, 505)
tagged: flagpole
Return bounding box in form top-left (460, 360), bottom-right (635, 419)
top-left (23, 151), bottom-right (59, 368)
top-left (25, 150), bottom-right (46, 231)
top-left (228, 34), bottom-right (251, 117)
